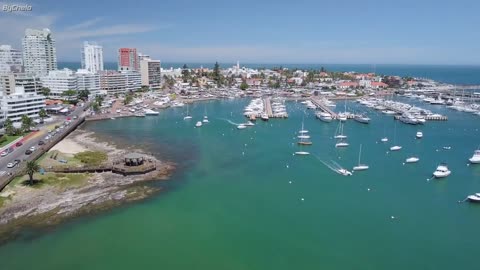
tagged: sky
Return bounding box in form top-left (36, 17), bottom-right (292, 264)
top-left (1, 0), bottom-right (480, 65)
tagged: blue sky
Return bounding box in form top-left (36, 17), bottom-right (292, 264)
top-left (1, 0), bottom-right (480, 64)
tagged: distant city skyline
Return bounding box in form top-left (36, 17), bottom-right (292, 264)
top-left (1, 0), bottom-right (480, 65)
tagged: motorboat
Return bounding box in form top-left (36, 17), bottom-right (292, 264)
top-left (237, 124), bottom-right (247, 129)
top-left (337, 168), bottom-right (352, 176)
top-left (354, 115), bottom-right (370, 124)
top-left (352, 144), bottom-right (369, 171)
top-left (184, 115), bottom-right (192, 120)
top-left (399, 114), bottom-right (418, 125)
top-left (337, 113), bottom-right (347, 122)
top-left (144, 109), bottom-right (159, 115)
top-left (244, 121), bottom-right (255, 126)
top-left (469, 149), bottom-right (480, 164)
top-left (381, 137), bottom-right (388, 142)
top-left (195, 121), bottom-right (202, 127)
top-left (405, 157), bottom-right (419, 163)
top-left (295, 151), bottom-right (310, 155)
top-left (261, 114), bottom-right (269, 121)
top-left (202, 115), bottom-right (209, 123)
top-left (390, 145), bottom-right (402, 151)
top-left (416, 131), bottom-right (423, 139)
top-left (433, 163), bottom-right (451, 178)
top-left (316, 112), bottom-right (332, 123)
top-left (467, 193), bottom-right (480, 202)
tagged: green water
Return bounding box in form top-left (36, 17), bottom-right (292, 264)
top-left (1, 98), bottom-right (480, 269)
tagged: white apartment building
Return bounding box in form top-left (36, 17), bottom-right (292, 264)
top-left (81, 41), bottom-right (104, 74)
top-left (99, 71), bottom-right (127, 95)
top-left (0, 73), bottom-right (41, 96)
top-left (0, 45), bottom-right (23, 74)
top-left (40, 69), bottom-right (77, 97)
top-left (0, 87), bottom-right (46, 122)
top-left (121, 71), bottom-right (141, 92)
top-left (76, 69), bottom-right (100, 96)
top-left (22, 28), bottom-right (57, 76)
top-left (0, 74), bottom-right (16, 95)
top-left (140, 58), bottom-right (161, 90)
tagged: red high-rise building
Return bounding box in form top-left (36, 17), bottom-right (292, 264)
top-left (118, 48), bottom-right (138, 71)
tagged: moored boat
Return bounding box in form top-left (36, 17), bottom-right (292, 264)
top-left (405, 157), bottom-right (419, 163)
top-left (469, 149), bottom-right (480, 164)
top-left (433, 163), bottom-right (451, 178)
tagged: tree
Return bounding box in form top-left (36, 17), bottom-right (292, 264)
top-left (77, 89), bottom-right (90, 100)
top-left (21, 115), bottom-right (34, 133)
top-left (95, 95), bottom-right (104, 107)
top-left (91, 102), bottom-right (100, 113)
top-left (62, 89), bottom-right (77, 99)
top-left (26, 161), bottom-right (40, 186)
top-left (39, 87), bottom-right (51, 97)
top-left (38, 108), bottom-right (47, 121)
top-left (124, 94), bottom-right (133, 105)
top-left (240, 81), bottom-right (249, 91)
top-left (182, 64), bottom-right (190, 83)
top-left (140, 85), bottom-right (150, 92)
top-left (4, 118), bottom-right (15, 136)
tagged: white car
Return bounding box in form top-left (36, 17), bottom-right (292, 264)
top-left (7, 163), bottom-right (14, 168)
top-left (0, 151), bottom-right (7, 157)
top-left (29, 146), bottom-right (35, 152)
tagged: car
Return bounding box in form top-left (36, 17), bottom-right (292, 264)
top-left (0, 151), bottom-right (7, 157)
top-left (7, 147), bottom-right (13, 153)
top-left (38, 140), bottom-right (45, 145)
top-left (29, 146), bottom-right (35, 152)
top-left (45, 136), bottom-right (51, 140)
top-left (15, 141), bottom-right (23, 147)
top-left (13, 159), bottom-right (20, 166)
top-left (73, 115), bottom-right (78, 119)
top-left (7, 163), bottom-right (14, 168)
top-left (25, 149), bottom-right (32, 155)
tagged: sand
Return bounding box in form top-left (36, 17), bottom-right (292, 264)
top-left (50, 138), bottom-right (86, 154)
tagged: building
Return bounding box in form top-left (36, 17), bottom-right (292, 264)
top-left (81, 41), bottom-right (104, 74)
top-left (0, 86), bottom-right (46, 122)
top-left (0, 74), bottom-right (16, 95)
top-left (121, 70), bottom-right (141, 92)
top-left (118, 48), bottom-right (138, 71)
top-left (76, 69), bottom-right (100, 96)
top-left (99, 71), bottom-right (127, 95)
top-left (140, 58), bottom-right (161, 90)
top-left (22, 28), bottom-right (57, 76)
top-left (40, 69), bottom-right (77, 97)
top-left (138, 53), bottom-right (150, 63)
top-left (0, 73), bottom-right (41, 96)
top-left (0, 45), bottom-right (23, 73)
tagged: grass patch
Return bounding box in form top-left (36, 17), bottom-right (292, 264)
top-left (74, 151), bottom-right (107, 166)
top-left (14, 172), bottom-right (90, 191)
top-left (40, 150), bottom-right (83, 168)
top-left (0, 196), bottom-right (8, 208)
top-left (0, 135), bottom-right (21, 148)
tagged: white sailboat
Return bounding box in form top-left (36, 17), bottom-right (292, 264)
top-left (195, 121), bottom-right (202, 127)
top-left (469, 149), bottom-right (480, 164)
top-left (295, 151), bottom-right (310, 155)
top-left (405, 156), bottom-right (419, 163)
top-left (353, 144), bottom-right (369, 171)
top-left (335, 139), bottom-right (349, 148)
top-left (390, 121), bottom-right (402, 151)
top-left (183, 103), bottom-right (192, 120)
top-left (381, 124), bottom-right (388, 142)
top-left (334, 121), bottom-right (347, 139)
top-left (202, 105), bottom-right (209, 123)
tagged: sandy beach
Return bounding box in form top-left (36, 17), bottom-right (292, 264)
top-left (50, 138), bottom-right (86, 154)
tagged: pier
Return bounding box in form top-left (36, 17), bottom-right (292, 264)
top-left (394, 115), bottom-right (448, 121)
top-left (262, 98), bottom-right (288, 118)
top-left (309, 97), bottom-right (339, 118)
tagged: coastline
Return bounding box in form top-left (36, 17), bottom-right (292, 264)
top-left (0, 128), bottom-right (175, 244)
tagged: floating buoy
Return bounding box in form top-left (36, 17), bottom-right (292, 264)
top-left (242, 152), bottom-right (245, 155)
top-left (244, 143), bottom-right (247, 147)
top-left (286, 164), bottom-right (289, 168)
top-left (367, 188), bottom-right (371, 191)
top-left (289, 181), bottom-right (292, 184)
top-left (301, 198), bottom-right (305, 201)
top-left (391, 216), bottom-right (395, 219)
top-left (402, 163), bottom-right (405, 165)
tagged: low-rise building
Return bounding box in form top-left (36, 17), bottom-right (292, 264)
top-left (0, 87), bottom-right (46, 122)
top-left (76, 69), bottom-right (100, 96)
top-left (41, 69), bottom-right (78, 97)
top-left (100, 70), bottom-right (127, 95)
top-left (121, 70), bottom-right (141, 92)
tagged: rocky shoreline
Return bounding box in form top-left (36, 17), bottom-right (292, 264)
top-left (0, 129), bottom-right (175, 244)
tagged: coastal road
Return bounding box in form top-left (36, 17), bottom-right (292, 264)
top-left (0, 103), bottom-right (88, 175)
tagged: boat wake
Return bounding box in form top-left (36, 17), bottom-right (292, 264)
top-left (218, 118), bottom-right (241, 126)
top-left (313, 154), bottom-right (349, 175)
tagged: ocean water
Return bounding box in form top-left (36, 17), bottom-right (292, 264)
top-left (1, 97), bottom-right (480, 269)
top-left (59, 62), bottom-right (480, 85)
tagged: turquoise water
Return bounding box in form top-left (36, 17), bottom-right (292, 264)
top-left (1, 98), bottom-right (480, 269)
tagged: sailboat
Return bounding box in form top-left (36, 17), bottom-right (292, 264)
top-left (390, 121), bottom-right (402, 151)
top-left (353, 144), bottom-right (369, 171)
top-left (334, 121), bottom-right (347, 139)
top-left (337, 100), bottom-right (348, 121)
top-left (202, 105), bottom-right (209, 123)
top-left (183, 103), bottom-right (192, 120)
top-left (381, 124), bottom-right (388, 142)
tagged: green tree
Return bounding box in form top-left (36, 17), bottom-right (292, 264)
top-left (26, 161), bottom-right (40, 186)
top-left (140, 85), bottom-right (150, 92)
top-left (4, 118), bottom-right (15, 136)
top-left (62, 89), bottom-right (77, 99)
top-left (91, 102), bottom-right (100, 113)
top-left (240, 81), bottom-right (249, 91)
top-left (39, 87), bottom-right (51, 97)
top-left (38, 108), bottom-right (47, 121)
top-left (21, 115), bottom-right (34, 132)
top-left (124, 94), bottom-right (133, 105)
top-left (77, 89), bottom-right (90, 100)
top-left (95, 95), bottom-right (104, 107)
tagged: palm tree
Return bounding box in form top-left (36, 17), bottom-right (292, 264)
top-left (4, 118), bottom-right (15, 136)
top-left (38, 108), bottom-right (47, 122)
top-left (21, 115), bottom-right (34, 133)
top-left (95, 95), bottom-right (104, 107)
top-left (26, 161), bottom-right (40, 186)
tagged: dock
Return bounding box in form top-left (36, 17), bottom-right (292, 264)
top-left (309, 97), bottom-right (339, 118)
top-left (261, 98), bottom-right (288, 118)
top-left (394, 115), bottom-right (448, 121)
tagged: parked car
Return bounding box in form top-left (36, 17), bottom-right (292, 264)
top-left (0, 151), bottom-right (7, 157)
top-left (38, 140), bottom-right (45, 145)
top-left (13, 159), bottom-right (20, 166)
top-left (29, 146), bottom-right (35, 152)
top-left (7, 163), bottom-right (14, 168)
top-left (15, 141), bottom-right (23, 147)
top-left (25, 149), bottom-right (32, 155)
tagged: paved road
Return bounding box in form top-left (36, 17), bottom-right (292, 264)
top-left (0, 103), bottom-right (88, 175)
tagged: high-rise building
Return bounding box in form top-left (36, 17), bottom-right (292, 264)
top-left (40, 69), bottom-right (78, 97)
top-left (138, 53), bottom-right (150, 63)
top-left (81, 41), bottom-right (104, 74)
top-left (0, 45), bottom-right (24, 73)
top-left (118, 48), bottom-right (138, 71)
top-left (121, 70), bottom-right (141, 92)
top-left (76, 69), bottom-right (100, 96)
top-left (22, 28), bottom-right (57, 76)
top-left (140, 57), bottom-right (161, 90)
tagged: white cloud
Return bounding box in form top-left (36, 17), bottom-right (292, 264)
top-left (64, 17), bottom-right (103, 31)
top-left (56, 24), bottom-right (158, 41)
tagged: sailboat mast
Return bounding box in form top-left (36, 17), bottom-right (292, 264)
top-left (358, 144), bottom-right (362, 165)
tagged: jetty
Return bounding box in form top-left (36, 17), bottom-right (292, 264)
top-left (262, 97), bottom-right (288, 118)
top-left (394, 115), bottom-right (448, 121)
top-left (309, 97), bottom-right (339, 119)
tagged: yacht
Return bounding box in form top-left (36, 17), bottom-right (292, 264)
top-left (381, 137), bottom-right (389, 142)
top-left (337, 113), bottom-right (347, 122)
top-left (399, 114), bottom-right (418, 125)
top-left (353, 144), bottom-right (369, 171)
top-left (244, 121), bottom-right (255, 126)
top-left (467, 193), bottom-right (480, 203)
top-left (203, 116), bottom-right (209, 123)
top-left (433, 163), bottom-right (451, 178)
top-left (469, 149), bottom-right (480, 164)
top-left (237, 124), bottom-right (247, 129)
top-left (390, 145), bottom-right (402, 151)
top-left (337, 168), bottom-right (352, 176)
top-left (354, 114), bottom-right (370, 124)
top-left (295, 151), bottom-right (310, 155)
top-left (144, 109), bottom-right (159, 115)
top-left (316, 112), bottom-right (332, 122)
top-left (405, 157), bottom-right (420, 163)
top-left (416, 131), bottom-right (423, 139)
top-left (261, 114), bottom-right (269, 121)
top-left (195, 121), bottom-right (202, 127)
